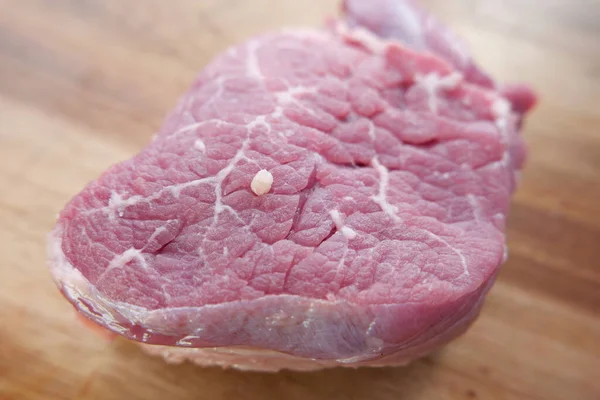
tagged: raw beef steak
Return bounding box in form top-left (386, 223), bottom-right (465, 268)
top-left (48, 0), bottom-right (535, 371)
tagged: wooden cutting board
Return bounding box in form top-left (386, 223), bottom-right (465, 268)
top-left (1, 1), bottom-right (599, 399)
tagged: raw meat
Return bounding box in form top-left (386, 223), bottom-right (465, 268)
top-left (48, 0), bottom-right (535, 371)
top-left (343, 0), bottom-right (537, 116)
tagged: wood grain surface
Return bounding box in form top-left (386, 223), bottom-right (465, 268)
top-left (1, 1), bottom-right (599, 399)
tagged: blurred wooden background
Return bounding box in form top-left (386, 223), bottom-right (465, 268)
top-left (0, 0), bottom-right (599, 399)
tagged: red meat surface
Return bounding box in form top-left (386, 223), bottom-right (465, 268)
top-left (48, 1), bottom-right (535, 371)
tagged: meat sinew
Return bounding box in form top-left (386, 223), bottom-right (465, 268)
top-left (48, 0), bottom-right (536, 371)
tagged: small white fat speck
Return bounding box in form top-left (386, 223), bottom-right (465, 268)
top-left (194, 139), bottom-right (206, 152)
top-left (250, 169), bottom-right (273, 196)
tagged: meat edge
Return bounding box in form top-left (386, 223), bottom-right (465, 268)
top-left (48, 224), bottom-right (496, 365)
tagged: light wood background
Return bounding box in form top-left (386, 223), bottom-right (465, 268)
top-left (1, 1), bottom-right (599, 399)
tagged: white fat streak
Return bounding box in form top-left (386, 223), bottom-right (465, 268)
top-left (247, 114), bottom-right (267, 129)
top-left (437, 72), bottom-right (463, 89)
top-left (275, 92), bottom-right (294, 103)
top-left (160, 284), bottom-right (172, 302)
top-left (213, 137), bottom-right (250, 217)
top-left (467, 194), bottom-right (481, 222)
top-left (332, 245), bottom-right (349, 288)
top-left (171, 177), bottom-right (213, 198)
top-left (278, 86), bottom-right (317, 99)
top-left (335, 22), bottom-right (387, 54)
top-left (329, 209), bottom-right (344, 228)
top-left (367, 121), bottom-right (376, 141)
top-left (275, 89), bottom-right (320, 120)
top-left (271, 106), bottom-right (284, 119)
top-left (350, 28), bottom-right (386, 53)
top-left (492, 98), bottom-right (511, 132)
top-left (328, 209), bottom-right (357, 240)
top-left (105, 174), bottom-right (214, 218)
top-left (251, 169), bottom-right (273, 196)
top-left (177, 335), bottom-right (201, 347)
top-left (141, 224), bottom-right (172, 252)
top-left (366, 320), bottom-right (376, 335)
top-left (96, 248), bottom-right (148, 283)
top-left (424, 229), bottom-right (470, 277)
top-left (109, 192), bottom-right (143, 218)
top-left (370, 159), bottom-right (469, 276)
top-left (170, 116), bottom-right (224, 139)
top-left (417, 72), bottom-right (463, 114)
top-left (340, 226), bottom-right (357, 240)
top-left (492, 98), bottom-right (511, 119)
top-left (371, 158), bottom-right (401, 222)
top-left (109, 248), bottom-right (147, 270)
top-left (175, 122), bottom-right (205, 136)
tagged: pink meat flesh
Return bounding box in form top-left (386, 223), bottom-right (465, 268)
top-left (48, 1), bottom-right (535, 371)
top-left (343, 0), bottom-right (537, 116)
